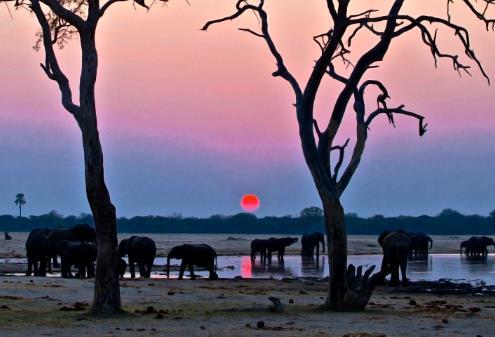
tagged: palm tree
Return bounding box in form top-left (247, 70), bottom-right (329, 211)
top-left (14, 193), bottom-right (26, 217)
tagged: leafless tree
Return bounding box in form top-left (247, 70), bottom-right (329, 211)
top-left (204, 0), bottom-right (494, 310)
top-left (1, 0), bottom-right (166, 315)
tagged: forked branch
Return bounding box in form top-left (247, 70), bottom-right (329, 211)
top-left (202, 0), bottom-right (302, 100)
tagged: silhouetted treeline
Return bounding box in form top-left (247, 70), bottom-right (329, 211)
top-left (0, 208), bottom-right (494, 235)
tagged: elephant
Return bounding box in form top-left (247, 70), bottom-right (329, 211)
top-left (4, 232), bottom-right (12, 240)
top-left (118, 258), bottom-right (128, 279)
top-left (378, 230), bottom-right (411, 287)
top-left (118, 236), bottom-right (156, 278)
top-left (25, 228), bottom-right (52, 276)
top-left (250, 239), bottom-right (269, 263)
top-left (460, 236), bottom-right (495, 258)
top-left (408, 232), bottom-right (433, 258)
top-left (57, 240), bottom-right (97, 278)
top-left (166, 244), bottom-right (218, 280)
top-left (301, 232), bottom-right (325, 258)
top-left (266, 237), bottom-right (298, 263)
top-left (47, 224), bottom-right (96, 268)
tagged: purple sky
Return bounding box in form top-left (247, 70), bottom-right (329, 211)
top-left (0, 1), bottom-right (494, 217)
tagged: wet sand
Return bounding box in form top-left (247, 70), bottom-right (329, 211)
top-left (0, 276), bottom-right (493, 337)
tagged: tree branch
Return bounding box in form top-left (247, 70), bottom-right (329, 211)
top-left (330, 138), bottom-right (350, 180)
top-left (31, 0), bottom-right (80, 115)
top-left (202, 1), bottom-right (302, 100)
top-left (38, 0), bottom-right (86, 29)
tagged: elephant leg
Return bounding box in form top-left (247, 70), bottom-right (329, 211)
top-left (178, 261), bottom-right (186, 280)
top-left (26, 256), bottom-right (33, 276)
top-left (88, 263), bottom-right (95, 278)
top-left (188, 264), bottom-right (196, 280)
top-left (209, 262), bottom-right (218, 280)
top-left (267, 250), bottom-right (272, 264)
top-left (400, 259), bottom-right (408, 287)
top-left (147, 262), bottom-right (153, 278)
top-left (39, 258), bottom-right (48, 277)
top-left (78, 264), bottom-right (86, 278)
top-left (279, 248), bottom-right (285, 262)
top-left (53, 255), bottom-right (60, 268)
top-left (138, 264), bottom-right (146, 278)
top-left (129, 259), bottom-right (136, 279)
top-left (390, 265), bottom-right (400, 287)
top-left (250, 250), bottom-right (256, 262)
top-left (33, 258), bottom-right (40, 276)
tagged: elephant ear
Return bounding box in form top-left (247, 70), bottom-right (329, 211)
top-left (118, 239), bottom-right (129, 257)
top-left (377, 231), bottom-right (390, 246)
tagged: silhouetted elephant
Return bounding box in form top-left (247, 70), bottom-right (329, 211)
top-left (166, 244), bottom-right (218, 280)
top-left (118, 258), bottom-right (128, 279)
top-left (408, 232), bottom-right (433, 258)
top-left (301, 232), bottom-right (325, 257)
top-left (378, 230), bottom-right (411, 287)
top-left (25, 228), bottom-right (52, 276)
top-left (57, 241), bottom-right (96, 278)
top-left (47, 224), bottom-right (96, 268)
top-left (4, 232), bottom-right (12, 240)
top-left (250, 239), bottom-right (269, 263)
top-left (118, 236), bottom-right (156, 278)
top-left (460, 236), bottom-right (495, 258)
top-left (266, 237), bottom-right (298, 263)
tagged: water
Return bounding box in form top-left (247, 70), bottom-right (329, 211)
top-left (162, 254), bottom-right (495, 284)
top-left (2, 254), bottom-right (495, 284)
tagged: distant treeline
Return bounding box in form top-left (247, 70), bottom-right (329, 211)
top-left (0, 208), bottom-right (494, 235)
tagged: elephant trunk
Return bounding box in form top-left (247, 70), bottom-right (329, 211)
top-left (166, 256), bottom-right (171, 279)
top-left (429, 237), bottom-right (433, 249)
top-left (321, 236), bottom-right (326, 253)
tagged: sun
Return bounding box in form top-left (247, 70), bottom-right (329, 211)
top-left (240, 194), bottom-right (260, 212)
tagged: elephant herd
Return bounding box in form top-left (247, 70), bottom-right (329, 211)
top-left (378, 231), bottom-right (495, 286)
top-left (24, 225), bottom-right (219, 280)
top-left (22, 225), bottom-right (495, 283)
top-left (249, 233), bottom-right (326, 264)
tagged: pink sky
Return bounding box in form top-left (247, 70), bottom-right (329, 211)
top-left (0, 1), bottom-right (494, 217)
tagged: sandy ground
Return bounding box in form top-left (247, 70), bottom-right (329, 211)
top-left (0, 233), bottom-right (477, 258)
top-left (1, 234), bottom-right (493, 336)
top-left (0, 276), bottom-right (493, 337)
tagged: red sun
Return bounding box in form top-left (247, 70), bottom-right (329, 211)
top-left (240, 194), bottom-right (260, 212)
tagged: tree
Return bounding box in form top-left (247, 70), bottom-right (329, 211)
top-left (14, 193), bottom-right (26, 217)
top-left (203, 1), bottom-right (494, 310)
top-left (300, 206), bottom-right (323, 219)
top-left (2, 0), bottom-right (162, 315)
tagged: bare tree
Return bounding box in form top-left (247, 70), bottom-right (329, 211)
top-left (1, 0), bottom-right (163, 315)
top-left (203, 0), bottom-right (494, 310)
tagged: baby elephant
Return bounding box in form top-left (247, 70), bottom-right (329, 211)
top-left (166, 244), bottom-right (218, 280)
top-left (118, 236), bottom-right (156, 278)
top-left (58, 241), bottom-right (97, 278)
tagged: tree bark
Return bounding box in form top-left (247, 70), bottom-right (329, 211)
top-left (77, 31), bottom-right (121, 315)
top-left (323, 198), bottom-right (348, 309)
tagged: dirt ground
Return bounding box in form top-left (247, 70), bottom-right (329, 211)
top-left (0, 233), bottom-right (476, 258)
top-left (0, 276), bottom-right (493, 337)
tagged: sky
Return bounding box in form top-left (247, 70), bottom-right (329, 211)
top-left (0, 1), bottom-right (494, 218)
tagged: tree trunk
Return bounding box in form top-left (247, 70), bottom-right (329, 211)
top-left (78, 32), bottom-right (121, 315)
top-left (322, 199), bottom-right (348, 309)
top-left (19, 205), bottom-right (21, 217)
